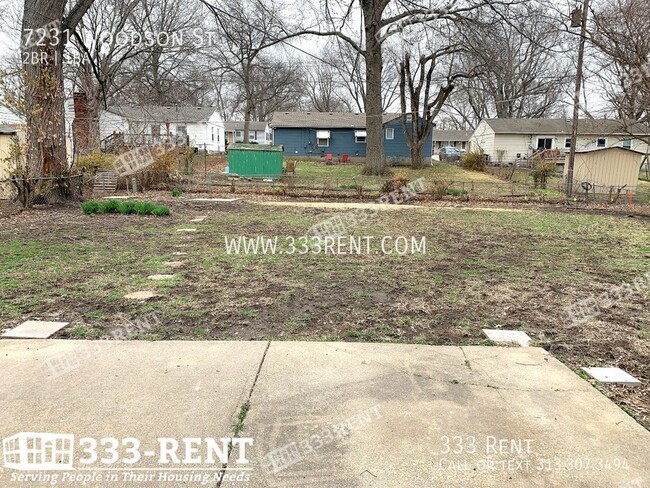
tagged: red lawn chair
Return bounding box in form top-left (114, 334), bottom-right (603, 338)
top-left (339, 154), bottom-right (349, 164)
top-left (325, 153), bottom-right (333, 165)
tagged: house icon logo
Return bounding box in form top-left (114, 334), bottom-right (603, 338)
top-left (3, 433), bottom-right (74, 470)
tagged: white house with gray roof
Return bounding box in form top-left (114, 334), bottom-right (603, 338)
top-left (224, 121), bottom-right (271, 145)
top-left (99, 105), bottom-right (225, 152)
top-left (470, 118), bottom-right (649, 164)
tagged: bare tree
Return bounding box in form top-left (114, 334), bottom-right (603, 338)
top-left (398, 33), bottom-right (474, 168)
top-left (119, 0), bottom-right (210, 105)
top-left (452, 4), bottom-right (571, 122)
top-left (591, 0), bottom-right (650, 126)
top-left (200, 0), bottom-right (294, 138)
top-left (21, 0), bottom-right (95, 177)
top-left (302, 56), bottom-right (353, 112)
top-left (67, 0), bottom-right (142, 151)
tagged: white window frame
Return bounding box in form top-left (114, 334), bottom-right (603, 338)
top-left (317, 137), bottom-right (329, 147)
top-left (249, 131), bottom-right (256, 142)
top-left (235, 130), bottom-right (243, 142)
top-left (597, 137), bottom-right (607, 148)
top-left (564, 137), bottom-right (572, 149)
top-left (355, 130), bottom-right (367, 144)
top-left (385, 128), bottom-right (395, 140)
top-left (622, 139), bottom-right (632, 149)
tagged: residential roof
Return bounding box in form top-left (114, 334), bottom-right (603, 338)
top-left (106, 105), bottom-right (218, 123)
top-left (0, 105), bottom-right (24, 125)
top-left (483, 118), bottom-right (649, 136)
top-left (433, 129), bottom-right (473, 142)
top-left (575, 146), bottom-right (646, 155)
top-left (270, 111), bottom-right (401, 129)
top-left (228, 143), bottom-right (282, 152)
top-left (224, 121), bottom-right (269, 132)
top-left (0, 124), bottom-right (19, 135)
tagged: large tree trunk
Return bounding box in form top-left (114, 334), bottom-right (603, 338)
top-left (410, 141), bottom-right (425, 169)
top-left (363, 12), bottom-right (386, 175)
top-left (22, 0), bottom-right (68, 177)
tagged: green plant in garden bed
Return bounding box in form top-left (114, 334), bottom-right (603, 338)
top-left (81, 200), bottom-right (170, 216)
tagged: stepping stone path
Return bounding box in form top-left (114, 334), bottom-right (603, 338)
top-left (581, 367), bottom-right (641, 386)
top-left (190, 217), bottom-right (207, 222)
top-left (176, 228), bottom-right (197, 233)
top-left (190, 198), bottom-right (240, 202)
top-left (163, 261), bottom-right (185, 268)
top-left (124, 291), bottom-right (158, 300)
top-left (147, 274), bottom-right (175, 280)
top-left (173, 252), bottom-right (188, 256)
top-left (482, 329), bottom-right (531, 347)
top-left (102, 196), bottom-right (132, 199)
top-left (2, 320), bottom-right (69, 339)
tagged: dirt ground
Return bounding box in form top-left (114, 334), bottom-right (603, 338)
top-left (0, 194), bottom-right (648, 430)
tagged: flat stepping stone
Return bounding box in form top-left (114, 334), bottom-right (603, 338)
top-left (581, 367), bottom-right (641, 386)
top-left (102, 196), bottom-right (132, 199)
top-left (163, 261), bottom-right (185, 268)
top-left (190, 198), bottom-right (240, 202)
top-left (190, 216), bottom-right (207, 222)
top-left (2, 320), bottom-right (69, 339)
top-left (482, 329), bottom-right (531, 347)
top-left (147, 274), bottom-right (175, 280)
top-left (124, 291), bottom-right (158, 300)
top-left (172, 252), bottom-right (188, 256)
top-left (176, 228), bottom-right (197, 232)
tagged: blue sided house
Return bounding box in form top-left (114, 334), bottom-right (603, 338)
top-left (270, 111), bottom-right (433, 161)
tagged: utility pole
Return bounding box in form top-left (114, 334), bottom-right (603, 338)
top-left (566, 0), bottom-right (590, 197)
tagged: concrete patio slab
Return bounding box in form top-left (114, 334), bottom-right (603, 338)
top-left (0, 340), bottom-right (267, 487)
top-left (581, 367), bottom-right (642, 386)
top-left (482, 328), bottom-right (532, 347)
top-left (225, 342), bottom-right (650, 488)
top-left (1, 320), bottom-right (69, 339)
top-left (1, 341), bottom-right (648, 487)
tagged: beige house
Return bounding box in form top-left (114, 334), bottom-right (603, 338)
top-left (470, 119), bottom-right (650, 164)
top-left (0, 125), bottom-right (21, 199)
top-left (564, 146), bottom-right (646, 193)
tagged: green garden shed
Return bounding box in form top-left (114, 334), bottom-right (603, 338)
top-left (227, 144), bottom-right (284, 178)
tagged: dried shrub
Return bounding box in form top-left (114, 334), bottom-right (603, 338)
top-left (460, 151), bottom-right (486, 172)
top-left (76, 152), bottom-right (115, 173)
top-left (532, 161), bottom-right (556, 189)
top-left (430, 178), bottom-right (450, 200)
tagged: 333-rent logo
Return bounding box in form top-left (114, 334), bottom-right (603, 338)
top-left (2, 432), bottom-right (252, 471)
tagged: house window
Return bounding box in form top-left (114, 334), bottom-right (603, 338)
top-left (622, 139), bottom-right (632, 149)
top-left (385, 128), bottom-right (394, 140)
top-left (249, 131), bottom-right (255, 142)
top-left (537, 137), bottom-right (553, 150)
top-left (235, 130), bottom-right (243, 142)
top-left (565, 137), bottom-right (572, 149)
top-left (316, 130), bottom-right (330, 147)
top-left (355, 130), bottom-right (367, 143)
top-left (405, 114), bottom-right (413, 123)
top-left (461, 141), bottom-right (466, 150)
top-left (211, 127), bottom-right (214, 142)
top-left (597, 137), bottom-right (607, 148)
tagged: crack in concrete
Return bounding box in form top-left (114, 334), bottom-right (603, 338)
top-left (215, 340), bottom-right (271, 488)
